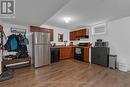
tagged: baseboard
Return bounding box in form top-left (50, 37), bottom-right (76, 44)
top-left (116, 62), bottom-right (129, 72)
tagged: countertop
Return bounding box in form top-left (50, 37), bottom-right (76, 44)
top-left (51, 46), bottom-right (90, 48)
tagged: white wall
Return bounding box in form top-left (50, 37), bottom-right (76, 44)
top-left (0, 22), bottom-right (31, 74)
top-left (40, 24), bottom-right (70, 45)
top-left (107, 17), bottom-right (130, 71)
top-left (89, 17), bottom-right (130, 72)
top-left (0, 22), bottom-right (31, 56)
top-left (68, 16), bottom-right (130, 72)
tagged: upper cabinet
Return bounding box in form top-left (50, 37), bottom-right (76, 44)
top-left (50, 29), bottom-right (53, 41)
top-left (70, 31), bottom-right (75, 41)
top-left (70, 28), bottom-right (89, 41)
top-left (30, 26), bottom-right (54, 41)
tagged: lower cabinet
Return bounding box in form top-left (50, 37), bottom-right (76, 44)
top-left (91, 47), bottom-right (110, 67)
top-left (84, 48), bottom-right (89, 63)
top-left (51, 48), bottom-right (60, 63)
top-left (60, 47), bottom-right (74, 60)
top-left (51, 47), bottom-right (89, 63)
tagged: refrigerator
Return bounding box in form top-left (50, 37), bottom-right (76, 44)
top-left (32, 32), bottom-right (51, 68)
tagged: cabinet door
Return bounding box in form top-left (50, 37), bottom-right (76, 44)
top-left (69, 29), bottom-right (89, 41)
top-left (91, 47), bottom-right (109, 67)
top-left (50, 30), bottom-right (53, 41)
top-left (60, 47), bottom-right (74, 60)
top-left (76, 30), bottom-right (80, 37)
top-left (67, 47), bottom-right (74, 58)
top-left (82, 29), bottom-right (86, 36)
top-left (70, 32), bottom-right (74, 41)
top-left (91, 47), bottom-right (99, 65)
top-left (78, 30), bottom-right (83, 37)
top-left (74, 31), bottom-right (79, 40)
top-left (84, 48), bottom-right (89, 63)
top-left (60, 48), bottom-right (66, 60)
top-left (60, 48), bottom-right (63, 59)
top-left (98, 48), bottom-right (109, 67)
top-left (70, 31), bottom-right (77, 40)
top-left (70, 47), bottom-right (74, 58)
top-left (73, 31), bottom-right (76, 40)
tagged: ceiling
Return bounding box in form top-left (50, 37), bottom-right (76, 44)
top-left (45, 0), bottom-right (130, 29)
top-left (0, 0), bottom-right (130, 29)
top-left (0, 0), bottom-right (71, 26)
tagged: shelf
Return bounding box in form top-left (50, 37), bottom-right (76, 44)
top-left (2, 57), bottom-right (31, 67)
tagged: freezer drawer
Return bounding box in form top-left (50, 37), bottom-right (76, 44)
top-left (33, 32), bottom-right (50, 44)
top-left (33, 45), bottom-right (50, 68)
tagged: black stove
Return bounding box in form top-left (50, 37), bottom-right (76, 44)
top-left (74, 43), bottom-right (90, 61)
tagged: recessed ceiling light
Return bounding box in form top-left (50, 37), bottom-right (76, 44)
top-left (63, 17), bottom-right (71, 23)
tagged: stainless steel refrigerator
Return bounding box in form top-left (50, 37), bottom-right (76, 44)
top-left (32, 32), bottom-right (50, 68)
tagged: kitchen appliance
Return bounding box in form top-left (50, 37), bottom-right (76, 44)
top-left (32, 32), bottom-right (50, 68)
top-left (74, 43), bottom-right (90, 61)
top-left (74, 47), bottom-right (84, 61)
top-left (64, 41), bottom-right (68, 46)
top-left (51, 48), bottom-right (60, 63)
top-left (69, 42), bottom-right (73, 46)
top-left (95, 39), bottom-right (108, 47)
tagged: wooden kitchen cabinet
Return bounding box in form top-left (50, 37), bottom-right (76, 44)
top-left (70, 32), bottom-right (74, 40)
top-left (69, 28), bottom-right (89, 41)
top-left (77, 30), bottom-right (82, 37)
top-left (2, 57), bottom-right (31, 68)
top-left (60, 47), bottom-right (74, 60)
top-left (84, 48), bottom-right (89, 63)
top-left (75, 31), bottom-right (80, 40)
top-left (82, 29), bottom-right (87, 36)
top-left (50, 29), bottom-right (54, 41)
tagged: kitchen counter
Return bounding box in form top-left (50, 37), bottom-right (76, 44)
top-left (50, 45), bottom-right (90, 63)
top-left (51, 46), bottom-right (90, 48)
top-left (51, 46), bottom-right (73, 48)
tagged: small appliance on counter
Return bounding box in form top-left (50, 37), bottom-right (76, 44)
top-left (95, 39), bottom-right (109, 47)
top-left (51, 43), bottom-right (56, 47)
top-left (64, 41), bottom-right (68, 46)
top-left (69, 42), bottom-right (73, 46)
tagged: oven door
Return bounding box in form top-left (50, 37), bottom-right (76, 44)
top-left (74, 47), bottom-right (84, 61)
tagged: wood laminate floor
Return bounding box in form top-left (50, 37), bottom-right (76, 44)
top-left (0, 59), bottom-right (130, 87)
